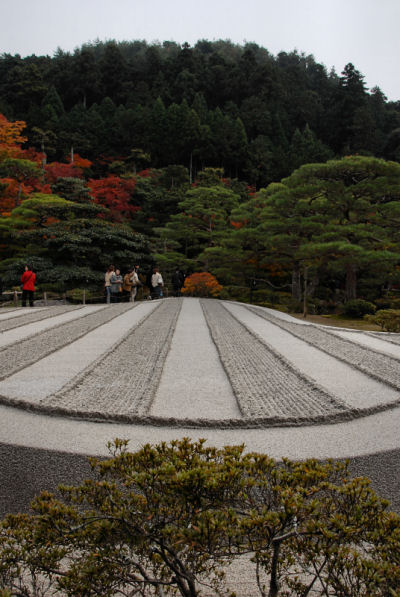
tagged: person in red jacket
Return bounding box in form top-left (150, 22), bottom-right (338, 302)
top-left (21, 264), bottom-right (36, 307)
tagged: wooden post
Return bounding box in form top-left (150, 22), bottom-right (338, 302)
top-left (44, 292), bottom-right (48, 306)
top-left (82, 289), bottom-right (86, 305)
top-left (13, 290), bottom-right (18, 307)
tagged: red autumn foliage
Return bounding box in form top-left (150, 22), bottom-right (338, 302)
top-left (45, 162), bottom-right (83, 184)
top-left (88, 176), bottom-right (139, 221)
top-left (181, 272), bottom-right (223, 298)
top-left (67, 153), bottom-right (92, 170)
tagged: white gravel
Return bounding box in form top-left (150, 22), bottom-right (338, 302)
top-left (328, 328), bottom-right (400, 359)
top-left (0, 302), bottom-right (158, 401)
top-left (224, 302), bottom-right (399, 410)
top-left (150, 298), bottom-right (241, 419)
top-left (0, 402), bottom-right (398, 460)
top-left (0, 298), bottom-right (399, 462)
top-left (0, 305), bottom-right (100, 348)
top-left (0, 307), bottom-right (48, 322)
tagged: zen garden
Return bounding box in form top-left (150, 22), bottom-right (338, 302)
top-left (0, 39), bottom-right (400, 596)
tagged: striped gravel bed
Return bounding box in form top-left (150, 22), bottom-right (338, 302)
top-left (245, 305), bottom-right (400, 391)
top-left (0, 304), bottom-right (132, 380)
top-left (201, 300), bottom-right (349, 421)
top-left (0, 305), bottom-right (82, 333)
top-left (327, 329), bottom-right (400, 359)
top-left (45, 299), bottom-right (182, 417)
top-left (371, 332), bottom-right (400, 346)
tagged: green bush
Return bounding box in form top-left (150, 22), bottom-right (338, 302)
top-left (342, 299), bottom-right (376, 318)
top-left (66, 288), bottom-right (98, 303)
top-left (365, 309), bottom-right (400, 332)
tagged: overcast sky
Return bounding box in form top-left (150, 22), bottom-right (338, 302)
top-left (1, 0), bottom-right (399, 101)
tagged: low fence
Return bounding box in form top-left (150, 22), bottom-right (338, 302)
top-left (0, 286), bottom-right (170, 307)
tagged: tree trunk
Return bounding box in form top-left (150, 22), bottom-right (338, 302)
top-left (189, 151), bottom-right (193, 184)
top-left (303, 266), bottom-right (308, 318)
top-left (345, 263), bottom-right (357, 301)
top-left (291, 264), bottom-right (302, 301)
top-left (269, 540), bottom-right (281, 597)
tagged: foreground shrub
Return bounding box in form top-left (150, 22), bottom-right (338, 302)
top-left (181, 271), bottom-right (222, 297)
top-left (1, 439), bottom-right (399, 596)
top-left (365, 309), bottom-right (400, 332)
top-left (342, 299), bottom-right (376, 318)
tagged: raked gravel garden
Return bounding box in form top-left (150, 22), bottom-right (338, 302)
top-left (1, 296), bottom-right (400, 508)
top-left (1, 297), bottom-right (400, 595)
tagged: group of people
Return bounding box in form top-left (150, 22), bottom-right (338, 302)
top-left (104, 265), bottom-right (142, 304)
top-left (17, 263), bottom-right (186, 308)
top-left (104, 265), bottom-right (186, 303)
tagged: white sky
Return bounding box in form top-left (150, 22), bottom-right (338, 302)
top-left (1, 0), bottom-right (399, 101)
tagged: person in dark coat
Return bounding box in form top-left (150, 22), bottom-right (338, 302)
top-left (146, 268), bottom-right (154, 299)
top-left (171, 268), bottom-right (185, 297)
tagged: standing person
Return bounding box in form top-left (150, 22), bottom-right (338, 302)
top-left (122, 268), bottom-right (134, 302)
top-left (151, 267), bottom-right (164, 299)
top-left (130, 266), bottom-right (141, 302)
top-left (104, 265), bottom-right (115, 304)
top-left (21, 264), bottom-right (36, 307)
top-left (171, 268), bottom-right (185, 297)
top-left (110, 268), bottom-right (123, 303)
top-left (146, 268), bottom-right (154, 299)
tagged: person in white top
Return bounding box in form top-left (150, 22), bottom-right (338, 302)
top-left (151, 267), bottom-right (164, 299)
top-left (104, 265), bottom-right (115, 304)
top-left (130, 266), bottom-right (141, 302)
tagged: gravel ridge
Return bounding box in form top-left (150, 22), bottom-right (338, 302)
top-left (245, 304), bottom-right (400, 390)
top-left (0, 305), bottom-right (82, 333)
top-left (201, 299), bottom-right (348, 419)
top-left (370, 332), bottom-right (400, 346)
top-left (0, 304), bottom-right (132, 380)
top-left (45, 299), bottom-right (182, 416)
top-left (1, 299), bottom-right (400, 429)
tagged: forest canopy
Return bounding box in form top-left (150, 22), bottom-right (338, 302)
top-left (1, 39), bottom-right (400, 311)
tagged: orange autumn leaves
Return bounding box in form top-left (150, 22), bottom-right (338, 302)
top-left (0, 114), bottom-right (27, 160)
top-left (181, 272), bottom-right (222, 298)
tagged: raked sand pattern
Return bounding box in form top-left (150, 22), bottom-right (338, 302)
top-left (1, 298), bottom-right (400, 537)
top-left (0, 298), bottom-right (399, 430)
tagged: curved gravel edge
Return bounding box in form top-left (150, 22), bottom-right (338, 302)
top-left (0, 393), bottom-right (400, 428)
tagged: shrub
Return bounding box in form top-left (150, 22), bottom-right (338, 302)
top-left (342, 299), bottom-right (376, 318)
top-left (0, 439), bottom-right (399, 597)
top-left (365, 309), bottom-right (400, 332)
top-left (181, 272), bottom-right (222, 298)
